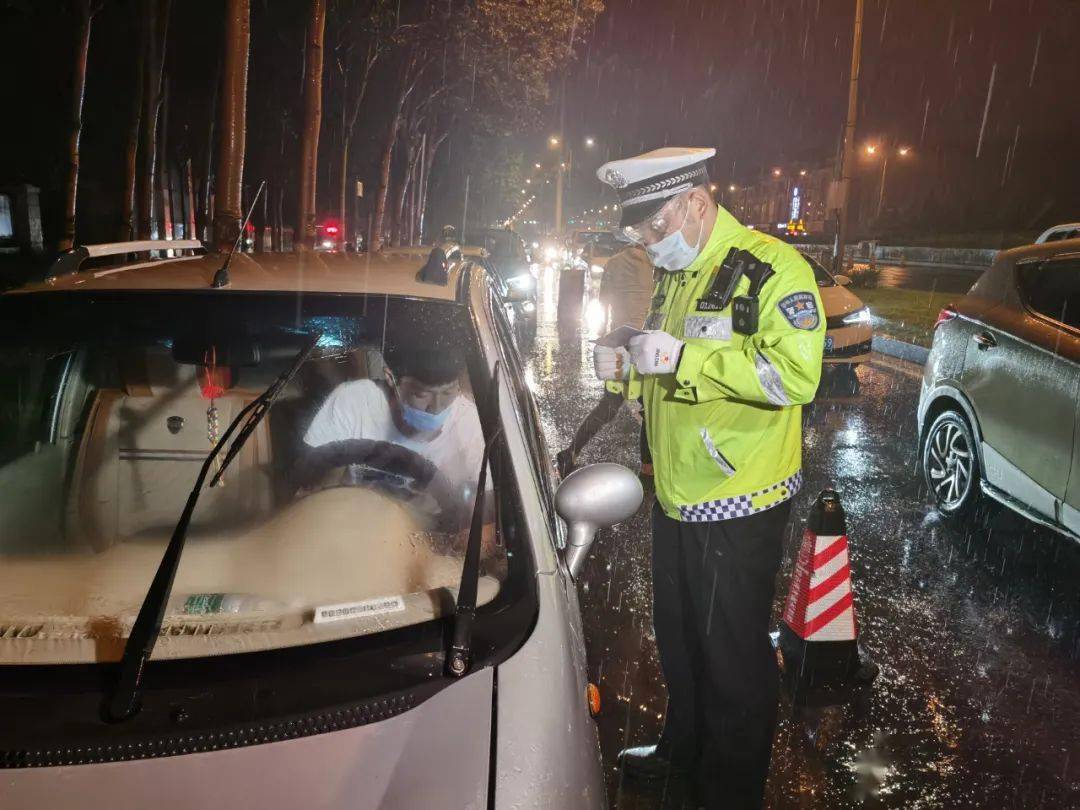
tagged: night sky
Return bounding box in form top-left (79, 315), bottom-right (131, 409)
top-left (557, 0), bottom-right (1080, 229)
top-left (1, 0), bottom-right (1078, 245)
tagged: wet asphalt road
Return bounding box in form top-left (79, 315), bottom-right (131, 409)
top-left (523, 267), bottom-right (1080, 808)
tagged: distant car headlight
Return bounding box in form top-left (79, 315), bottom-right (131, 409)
top-left (508, 274), bottom-right (535, 292)
top-left (320, 240), bottom-right (335, 249)
top-left (521, 301), bottom-right (536, 313)
top-left (544, 245), bottom-right (559, 262)
top-left (841, 307), bottom-right (871, 325)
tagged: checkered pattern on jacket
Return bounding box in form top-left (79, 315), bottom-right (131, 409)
top-left (677, 470), bottom-right (803, 523)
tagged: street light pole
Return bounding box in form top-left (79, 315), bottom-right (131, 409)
top-left (554, 151), bottom-right (564, 234)
top-left (876, 152), bottom-right (890, 219)
top-left (832, 0), bottom-right (865, 274)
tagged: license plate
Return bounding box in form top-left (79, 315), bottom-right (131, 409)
top-left (824, 335), bottom-right (835, 353)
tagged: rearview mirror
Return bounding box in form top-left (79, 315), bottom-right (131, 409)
top-left (555, 463), bottom-right (643, 579)
top-left (834, 274), bottom-right (852, 287)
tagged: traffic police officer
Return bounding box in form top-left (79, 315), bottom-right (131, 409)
top-left (594, 147), bottom-right (825, 808)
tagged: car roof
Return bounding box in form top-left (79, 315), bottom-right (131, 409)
top-left (7, 250), bottom-right (468, 301)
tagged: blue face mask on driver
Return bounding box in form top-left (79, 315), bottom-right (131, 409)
top-left (399, 400), bottom-right (452, 433)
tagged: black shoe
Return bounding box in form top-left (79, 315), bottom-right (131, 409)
top-left (618, 744), bottom-right (690, 781)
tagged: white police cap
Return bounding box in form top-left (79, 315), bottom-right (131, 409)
top-left (597, 147), bottom-right (716, 228)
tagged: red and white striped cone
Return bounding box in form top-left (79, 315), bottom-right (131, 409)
top-left (777, 489), bottom-right (869, 689)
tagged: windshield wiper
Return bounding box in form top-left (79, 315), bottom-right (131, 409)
top-left (446, 361), bottom-right (502, 678)
top-left (105, 333), bottom-right (321, 722)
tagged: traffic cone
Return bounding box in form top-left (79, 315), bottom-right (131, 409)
top-left (777, 489), bottom-right (873, 690)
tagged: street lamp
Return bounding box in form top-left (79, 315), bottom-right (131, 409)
top-left (772, 168), bottom-right (782, 177)
top-left (864, 143), bottom-right (912, 219)
top-left (549, 136), bottom-right (561, 147)
top-left (585, 136), bottom-right (596, 148)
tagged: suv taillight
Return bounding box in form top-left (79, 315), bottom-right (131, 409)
top-left (934, 305), bottom-right (958, 330)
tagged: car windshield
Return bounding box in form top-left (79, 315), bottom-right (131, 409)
top-left (465, 231), bottom-right (526, 263)
top-left (0, 291), bottom-right (506, 665)
top-left (802, 254), bottom-right (837, 287)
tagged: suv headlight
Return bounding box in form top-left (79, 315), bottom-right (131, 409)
top-left (841, 307), bottom-right (871, 325)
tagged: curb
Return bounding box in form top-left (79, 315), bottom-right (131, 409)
top-left (871, 335), bottom-right (929, 366)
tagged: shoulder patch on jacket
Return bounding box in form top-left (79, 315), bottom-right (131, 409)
top-left (777, 292), bottom-right (820, 330)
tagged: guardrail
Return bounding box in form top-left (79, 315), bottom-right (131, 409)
top-left (801, 242), bottom-right (997, 270)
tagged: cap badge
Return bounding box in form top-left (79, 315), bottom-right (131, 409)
top-left (604, 168), bottom-right (627, 188)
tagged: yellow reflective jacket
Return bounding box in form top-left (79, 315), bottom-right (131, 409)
top-left (636, 207), bottom-right (825, 522)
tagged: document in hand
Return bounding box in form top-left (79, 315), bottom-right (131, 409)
top-left (593, 325), bottom-right (647, 348)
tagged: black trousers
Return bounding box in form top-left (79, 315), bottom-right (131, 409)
top-left (651, 499), bottom-right (791, 809)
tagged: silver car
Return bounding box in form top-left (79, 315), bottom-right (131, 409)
top-left (0, 242), bottom-right (641, 808)
top-left (917, 239), bottom-right (1080, 540)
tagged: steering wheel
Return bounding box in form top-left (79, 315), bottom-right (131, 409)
top-left (295, 439), bottom-right (465, 528)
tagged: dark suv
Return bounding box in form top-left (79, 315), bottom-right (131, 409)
top-left (917, 240), bottom-right (1080, 541)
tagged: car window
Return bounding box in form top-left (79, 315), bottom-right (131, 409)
top-left (465, 231), bottom-right (526, 263)
top-left (0, 194), bottom-right (13, 241)
top-left (1016, 258), bottom-right (1080, 329)
top-left (802, 254), bottom-right (836, 287)
top-left (0, 292), bottom-right (512, 664)
top-left (487, 291), bottom-right (562, 547)
top-left (1045, 229), bottom-right (1079, 243)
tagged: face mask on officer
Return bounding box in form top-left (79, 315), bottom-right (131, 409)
top-left (629, 191), bottom-right (707, 272)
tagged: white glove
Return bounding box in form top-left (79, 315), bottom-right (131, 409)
top-left (593, 345), bottom-right (631, 381)
top-left (628, 330), bottom-right (685, 375)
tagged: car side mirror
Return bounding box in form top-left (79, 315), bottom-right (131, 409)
top-left (555, 463), bottom-right (643, 579)
top-left (834, 274), bottom-right (852, 287)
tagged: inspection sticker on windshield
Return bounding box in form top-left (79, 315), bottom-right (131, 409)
top-left (314, 596), bottom-right (406, 624)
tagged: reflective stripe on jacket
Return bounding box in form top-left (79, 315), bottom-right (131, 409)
top-left (638, 206), bottom-right (825, 521)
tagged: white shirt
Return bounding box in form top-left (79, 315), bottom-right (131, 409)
top-left (303, 379), bottom-right (486, 495)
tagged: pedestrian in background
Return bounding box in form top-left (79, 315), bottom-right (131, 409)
top-left (594, 147), bottom-right (825, 809)
top-left (557, 243), bottom-right (654, 477)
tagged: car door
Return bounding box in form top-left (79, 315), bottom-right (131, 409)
top-left (960, 256), bottom-right (1080, 520)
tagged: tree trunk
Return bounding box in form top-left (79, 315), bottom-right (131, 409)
top-left (60, 1), bottom-right (97, 252)
top-left (158, 81), bottom-right (173, 241)
top-left (137, 0), bottom-right (169, 240)
top-left (371, 56), bottom-right (416, 253)
top-left (183, 158), bottom-right (196, 239)
top-left (121, 18), bottom-right (144, 241)
top-left (417, 131), bottom-right (446, 244)
top-left (212, 0), bottom-right (250, 250)
top-left (201, 58), bottom-right (220, 242)
top-left (337, 42), bottom-right (377, 249)
top-left (338, 134), bottom-right (350, 246)
top-left (295, 0), bottom-right (327, 252)
top-left (391, 137), bottom-right (419, 247)
top-left (410, 131), bottom-right (426, 244)
top-left (406, 167), bottom-right (418, 245)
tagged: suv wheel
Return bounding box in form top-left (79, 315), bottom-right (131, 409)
top-left (923, 410), bottom-right (980, 519)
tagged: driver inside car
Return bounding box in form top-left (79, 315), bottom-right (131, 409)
top-left (299, 340), bottom-right (486, 531)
